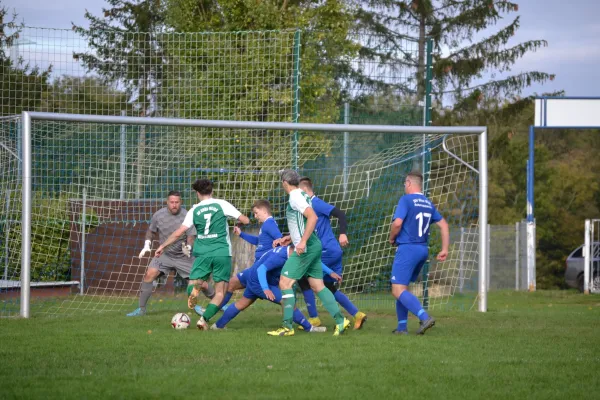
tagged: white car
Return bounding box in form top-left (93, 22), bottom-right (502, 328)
top-left (565, 243), bottom-right (600, 292)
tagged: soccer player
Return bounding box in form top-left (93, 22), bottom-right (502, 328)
top-left (297, 177), bottom-right (367, 330)
top-left (212, 245), bottom-right (341, 332)
top-left (268, 169), bottom-right (349, 337)
top-left (155, 179), bottom-right (250, 330)
top-left (214, 199), bottom-right (283, 312)
top-left (388, 171), bottom-right (449, 335)
top-left (126, 190), bottom-right (215, 317)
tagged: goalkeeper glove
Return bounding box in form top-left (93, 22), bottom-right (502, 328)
top-left (138, 240), bottom-right (152, 258)
top-left (182, 243), bottom-right (192, 257)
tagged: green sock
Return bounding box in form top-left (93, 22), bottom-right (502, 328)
top-left (203, 303), bottom-right (219, 321)
top-left (317, 287), bottom-right (344, 325)
top-left (282, 289), bottom-right (295, 329)
top-left (187, 284), bottom-right (194, 296)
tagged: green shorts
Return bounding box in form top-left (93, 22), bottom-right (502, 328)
top-left (190, 256), bottom-right (232, 283)
top-left (280, 240), bottom-right (323, 281)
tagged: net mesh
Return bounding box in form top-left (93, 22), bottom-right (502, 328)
top-left (1, 119), bottom-right (480, 316)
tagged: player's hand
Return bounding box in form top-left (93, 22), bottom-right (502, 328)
top-left (437, 250), bottom-right (448, 262)
top-left (182, 243), bottom-right (192, 257)
top-left (263, 289), bottom-right (275, 301)
top-left (389, 237), bottom-right (397, 246)
top-left (233, 226), bottom-right (241, 236)
top-left (295, 241), bottom-right (307, 255)
top-left (330, 272), bottom-right (343, 283)
top-left (273, 236), bottom-right (291, 247)
top-left (338, 234), bottom-right (349, 247)
top-left (138, 240), bottom-right (152, 258)
top-left (154, 247), bottom-right (164, 258)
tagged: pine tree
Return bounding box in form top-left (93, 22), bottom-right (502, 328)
top-left (355, 0), bottom-right (553, 102)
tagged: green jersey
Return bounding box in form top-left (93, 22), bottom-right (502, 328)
top-left (182, 198), bottom-right (242, 257)
top-left (286, 188), bottom-right (319, 248)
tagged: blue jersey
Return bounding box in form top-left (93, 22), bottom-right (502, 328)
top-left (245, 246), bottom-right (290, 289)
top-left (310, 196), bottom-right (341, 254)
top-left (393, 193), bottom-right (443, 246)
top-left (239, 217), bottom-right (283, 262)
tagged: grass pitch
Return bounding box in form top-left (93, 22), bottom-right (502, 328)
top-left (0, 291), bottom-right (598, 399)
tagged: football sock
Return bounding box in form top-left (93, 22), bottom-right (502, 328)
top-left (139, 281), bottom-right (154, 310)
top-left (303, 289), bottom-right (318, 318)
top-left (202, 283), bottom-right (215, 300)
top-left (317, 288), bottom-right (344, 325)
top-left (282, 289), bottom-right (295, 329)
top-left (399, 291), bottom-right (429, 321)
top-left (334, 291), bottom-right (358, 316)
top-left (219, 291), bottom-right (233, 310)
top-left (215, 304), bottom-right (240, 328)
top-left (396, 299), bottom-right (408, 331)
top-left (293, 308), bottom-right (312, 331)
top-left (202, 303), bottom-right (220, 321)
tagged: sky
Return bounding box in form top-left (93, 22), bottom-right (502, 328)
top-left (3, 0), bottom-right (600, 98)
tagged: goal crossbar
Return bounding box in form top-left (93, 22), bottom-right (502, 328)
top-left (19, 111), bottom-right (488, 317)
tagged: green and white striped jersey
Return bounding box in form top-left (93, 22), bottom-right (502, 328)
top-left (286, 188), bottom-right (318, 247)
top-left (182, 198), bottom-right (242, 257)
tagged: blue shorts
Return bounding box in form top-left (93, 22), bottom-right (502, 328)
top-left (236, 271), bottom-right (249, 287)
top-left (391, 244), bottom-right (429, 285)
top-left (243, 283), bottom-right (282, 303)
top-left (322, 249), bottom-right (343, 283)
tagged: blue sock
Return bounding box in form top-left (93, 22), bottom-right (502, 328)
top-left (334, 291), bottom-right (358, 316)
top-left (293, 308), bottom-right (312, 331)
top-left (219, 291), bottom-right (233, 310)
top-left (215, 303), bottom-right (240, 328)
top-left (396, 299), bottom-right (408, 331)
top-left (303, 289), bottom-right (318, 318)
top-left (399, 291), bottom-right (429, 321)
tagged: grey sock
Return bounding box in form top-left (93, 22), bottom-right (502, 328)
top-left (202, 283), bottom-right (215, 300)
top-left (139, 281), bottom-right (154, 310)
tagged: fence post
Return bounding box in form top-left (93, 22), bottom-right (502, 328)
top-left (515, 221), bottom-right (520, 290)
top-left (584, 219), bottom-right (590, 294)
top-left (487, 224), bottom-right (491, 290)
top-left (80, 187), bottom-right (87, 295)
top-left (459, 227), bottom-right (465, 293)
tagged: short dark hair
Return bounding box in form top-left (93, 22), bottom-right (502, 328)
top-left (280, 169), bottom-right (300, 186)
top-left (298, 176), bottom-right (313, 190)
top-left (252, 199), bottom-right (272, 214)
top-left (192, 179), bottom-right (213, 195)
top-left (407, 171), bottom-right (423, 186)
top-left (167, 190), bottom-right (182, 198)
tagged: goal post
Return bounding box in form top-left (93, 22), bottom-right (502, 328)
top-left (14, 111), bottom-right (488, 317)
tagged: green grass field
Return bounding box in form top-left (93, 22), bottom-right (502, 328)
top-left (1, 291), bottom-right (598, 399)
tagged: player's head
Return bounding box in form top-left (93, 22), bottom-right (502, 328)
top-left (298, 176), bottom-right (314, 196)
top-left (404, 171), bottom-right (423, 194)
top-left (166, 190), bottom-right (182, 214)
top-left (279, 169), bottom-right (300, 193)
top-left (252, 199), bottom-right (272, 222)
top-left (192, 179), bottom-right (213, 199)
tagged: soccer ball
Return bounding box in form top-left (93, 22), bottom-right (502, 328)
top-left (171, 312), bottom-right (191, 330)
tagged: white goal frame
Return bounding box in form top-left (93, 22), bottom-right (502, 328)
top-left (19, 111), bottom-right (489, 317)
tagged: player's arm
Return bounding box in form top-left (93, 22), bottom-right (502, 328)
top-left (236, 229), bottom-right (259, 245)
top-left (257, 256), bottom-right (283, 301)
top-left (265, 219), bottom-right (283, 241)
top-left (297, 207), bottom-right (317, 254)
top-left (330, 207), bottom-right (349, 247)
top-left (219, 200), bottom-right (250, 226)
top-left (389, 197), bottom-right (408, 245)
top-left (155, 224), bottom-right (188, 258)
top-left (435, 217), bottom-right (450, 261)
top-left (321, 262), bottom-right (342, 283)
top-left (139, 216), bottom-right (158, 258)
top-left (273, 235), bottom-right (291, 247)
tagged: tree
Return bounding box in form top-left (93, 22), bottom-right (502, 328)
top-left (355, 0), bottom-right (553, 102)
top-left (0, 3), bottom-right (51, 116)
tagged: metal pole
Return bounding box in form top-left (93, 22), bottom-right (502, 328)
top-left (527, 125), bottom-right (536, 291)
top-left (478, 129), bottom-right (488, 312)
top-left (80, 187), bottom-right (87, 295)
top-left (515, 221), bottom-right (520, 290)
top-left (292, 30), bottom-right (301, 170)
top-left (584, 219), bottom-right (590, 294)
top-left (343, 102), bottom-right (349, 199)
top-left (120, 110), bottom-right (126, 200)
top-left (459, 227), bottom-right (465, 293)
top-left (20, 112), bottom-right (32, 318)
top-left (3, 190), bottom-right (10, 280)
top-left (487, 224), bottom-right (491, 290)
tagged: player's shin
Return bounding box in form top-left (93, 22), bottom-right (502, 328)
top-left (333, 291), bottom-right (358, 316)
top-left (293, 308), bottom-right (312, 331)
top-left (139, 281), bottom-right (154, 310)
top-left (316, 287), bottom-right (344, 324)
top-left (215, 304), bottom-right (240, 328)
top-left (281, 289), bottom-right (295, 329)
top-left (396, 300), bottom-right (408, 332)
top-left (219, 291), bottom-right (233, 310)
top-left (303, 289), bottom-right (318, 318)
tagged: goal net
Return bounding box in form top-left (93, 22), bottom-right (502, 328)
top-left (2, 113), bottom-right (486, 316)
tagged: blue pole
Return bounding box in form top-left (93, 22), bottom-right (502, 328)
top-left (527, 126), bottom-right (535, 222)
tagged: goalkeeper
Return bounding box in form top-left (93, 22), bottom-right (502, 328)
top-left (127, 191), bottom-right (215, 317)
